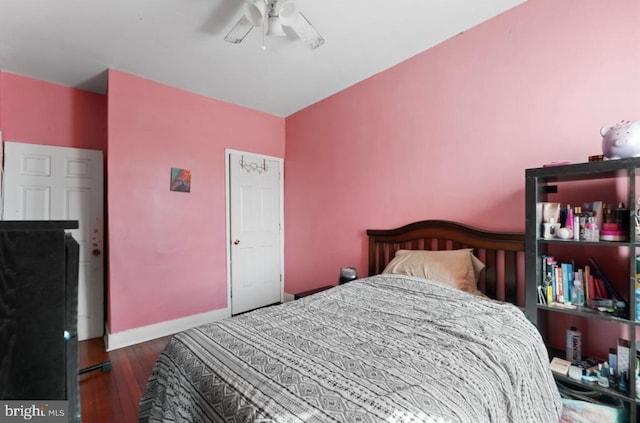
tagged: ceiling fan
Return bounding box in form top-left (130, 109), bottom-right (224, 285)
top-left (224, 0), bottom-right (325, 50)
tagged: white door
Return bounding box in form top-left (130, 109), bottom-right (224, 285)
top-left (3, 142), bottom-right (104, 341)
top-left (228, 151), bottom-right (283, 315)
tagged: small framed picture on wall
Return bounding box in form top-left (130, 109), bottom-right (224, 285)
top-left (170, 168), bottom-right (191, 193)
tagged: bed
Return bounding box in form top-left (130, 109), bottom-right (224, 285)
top-left (139, 220), bottom-right (562, 422)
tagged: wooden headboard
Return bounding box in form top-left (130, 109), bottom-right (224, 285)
top-left (366, 220), bottom-right (526, 307)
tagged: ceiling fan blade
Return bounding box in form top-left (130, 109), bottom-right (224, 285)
top-left (286, 12), bottom-right (325, 50)
top-left (224, 16), bottom-right (255, 44)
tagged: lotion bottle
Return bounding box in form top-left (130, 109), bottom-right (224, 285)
top-left (566, 326), bottom-right (582, 363)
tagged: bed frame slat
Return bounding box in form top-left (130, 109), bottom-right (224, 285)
top-left (484, 250), bottom-right (498, 299)
top-left (504, 250), bottom-right (518, 305)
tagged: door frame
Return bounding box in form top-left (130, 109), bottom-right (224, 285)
top-left (225, 148), bottom-right (285, 315)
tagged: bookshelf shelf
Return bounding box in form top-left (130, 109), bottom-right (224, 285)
top-left (553, 371), bottom-right (633, 403)
top-left (537, 304), bottom-right (631, 324)
top-left (537, 238), bottom-right (633, 248)
top-left (548, 348), bottom-right (635, 406)
top-left (525, 158), bottom-right (640, 422)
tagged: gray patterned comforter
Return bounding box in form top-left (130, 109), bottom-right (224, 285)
top-left (139, 274), bottom-right (562, 423)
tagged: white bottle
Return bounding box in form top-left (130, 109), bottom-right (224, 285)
top-left (566, 326), bottom-right (582, 363)
top-left (572, 278), bottom-right (585, 306)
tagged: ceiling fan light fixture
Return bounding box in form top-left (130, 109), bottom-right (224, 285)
top-left (279, 1), bottom-right (298, 27)
top-left (224, 0), bottom-right (324, 49)
top-left (266, 16), bottom-right (286, 36)
top-left (243, 0), bottom-right (267, 27)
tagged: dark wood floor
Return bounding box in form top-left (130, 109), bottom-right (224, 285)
top-left (79, 335), bottom-right (172, 423)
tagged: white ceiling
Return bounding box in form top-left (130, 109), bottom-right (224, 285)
top-left (0, 0), bottom-right (526, 117)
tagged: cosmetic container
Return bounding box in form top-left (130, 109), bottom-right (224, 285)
top-left (565, 205), bottom-right (574, 238)
top-left (584, 216), bottom-right (599, 241)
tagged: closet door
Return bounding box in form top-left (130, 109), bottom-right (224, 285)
top-left (3, 142), bottom-right (104, 341)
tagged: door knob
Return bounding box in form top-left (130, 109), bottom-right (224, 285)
top-left (233, 240), bottom-right (240, 245)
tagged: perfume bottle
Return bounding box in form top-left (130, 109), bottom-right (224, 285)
top-left (572, 206), bottom-right (585, 240)
top-left (578, 207), bottom-right (588, 240)
top-left (585, 216), bottom-right (599, 241)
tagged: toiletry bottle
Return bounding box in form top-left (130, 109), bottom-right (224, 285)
top-left (543, 218), bottom-right (559, 239)
top-left (585, 216), bottom-right (599, 241)
top-left (566, 326), bottom-right (582, 363)
top-left (609, 348), bottom-right (618, 374)
top-left (565, 205), bottom-right (574, 238)
top-left (584, 217), bottom-right (593, 241)
top-left (572, 277), bottom-right (584, 306)
top-left (604, 203), bottom-right (613, 224)
top-left (578, 207), bottom-right (588, 240)
top-left (573, 206), bottom-right (582, 240)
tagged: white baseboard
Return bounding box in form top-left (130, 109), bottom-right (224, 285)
top-left (105, 307), bottom-right (230, 351)
top-left (283, 292), bottom-right (294, 302)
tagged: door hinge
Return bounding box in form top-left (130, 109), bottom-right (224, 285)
top-left (280, 274), bottom-right (282, 282)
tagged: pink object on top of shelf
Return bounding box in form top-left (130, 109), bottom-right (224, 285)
top-left (543, 161), bottom-right (573, 167)
top-left (601, 120), bottom-right (640, 159)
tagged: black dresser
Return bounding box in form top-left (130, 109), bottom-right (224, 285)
top-left (0, 221), bottom-right (80, 422)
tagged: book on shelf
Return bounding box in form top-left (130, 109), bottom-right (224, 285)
top-left (592, 276), bottom-right (609, 299)
top-left (541, 255), bottom-right (553, 283)
top-left (555, 265), bottom-right (564, 303)
top-left (588, 257), bottom-right (625, 302)
top-left (561, 262), bottom-right (573, 304)
top-left (584, 264), bottom-right (591, 301)
top-left (540, 255), bottom-right (555, 303)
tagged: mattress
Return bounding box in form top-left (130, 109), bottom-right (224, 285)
top-left (139, 274), bottom-right (562, 422)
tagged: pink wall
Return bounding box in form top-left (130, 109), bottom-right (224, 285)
top-left (0, 72), bottom-right (107, 151)
top-left (0, 70), bottom-right (285, 335)
top-left (107, 70), bottom-right (284, 333)
top-left (284, 0), bottom-right (640, 295)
